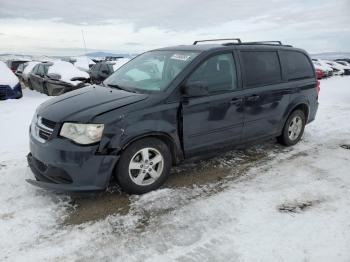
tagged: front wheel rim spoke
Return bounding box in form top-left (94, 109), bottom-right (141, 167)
top-left (129, 147), bottom-right (164, 186)
top-left (135, 172), bottom-right (146, 184)
top-left (151, 155), bottom-right (162, 165)
top-left (148, 168), bottom-right (159, 179)
top-left (141, 149), bottom-right (149, 162)
top-left (129, 160), bottom-right (141, 170)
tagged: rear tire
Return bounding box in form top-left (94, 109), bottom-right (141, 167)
top-left (277, 110), bottom-right (306, 146)
top-left (116, 138), bottom-right (172, 194)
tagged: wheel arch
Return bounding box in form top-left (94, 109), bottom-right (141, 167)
top-left (280, 99), bottom-right (310, 133)
top-left (119, 131), bottom-right (183, 165)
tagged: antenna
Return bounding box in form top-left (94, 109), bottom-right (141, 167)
top-left (81, 29), bottom-right (87, 55)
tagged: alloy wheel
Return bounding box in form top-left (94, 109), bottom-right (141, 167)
top-left (288, 116), bottom-right (303, 140)
top-left (128, 147), bottom-right (164, 186)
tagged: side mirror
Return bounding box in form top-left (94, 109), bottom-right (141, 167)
top-left (47, 73), bottom-right (61, 80)
top-left (183, 81), bottom-right (209, 97)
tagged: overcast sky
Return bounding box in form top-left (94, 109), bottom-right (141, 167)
top-left (0, 0), bottom-right (349, 56)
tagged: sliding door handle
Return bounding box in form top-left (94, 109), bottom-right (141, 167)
top-left (246, 95), bottom-right (260, 102)
top-left (230, 97), bottom-right (244, 104)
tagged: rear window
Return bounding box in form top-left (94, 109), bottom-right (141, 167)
top-left (241, 51), bottom-right (282, 87)
top-left (281, 51), bottom-right (314, 80)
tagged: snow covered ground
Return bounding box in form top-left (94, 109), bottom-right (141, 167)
top-left (0, 77), bottom-right (350, 262)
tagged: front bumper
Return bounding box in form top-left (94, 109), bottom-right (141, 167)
top-left (27, 134), bottom-right (119, 191)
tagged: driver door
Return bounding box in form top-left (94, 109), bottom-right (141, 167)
top-left (181, 53), bottom-right (244, 156)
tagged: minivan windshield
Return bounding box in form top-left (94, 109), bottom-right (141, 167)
top-left (104, 50), bottom-right (199, 92)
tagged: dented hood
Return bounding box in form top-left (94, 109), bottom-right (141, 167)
top-left (37, 85), bottom-right (148, 122)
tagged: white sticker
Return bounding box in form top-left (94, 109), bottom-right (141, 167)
top-left (171, 54), bottom-right (191, 61)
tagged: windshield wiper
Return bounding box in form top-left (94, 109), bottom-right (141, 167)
top-left (106, 84), bottom-right (137, 93)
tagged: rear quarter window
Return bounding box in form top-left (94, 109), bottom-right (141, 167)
top-left (240, 51), bottom-right (282, 88)
top-left (281, 51), bottom-right (314, 80)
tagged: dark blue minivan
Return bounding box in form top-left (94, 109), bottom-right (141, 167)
top-left (27, 39), bottom-right (319, 194)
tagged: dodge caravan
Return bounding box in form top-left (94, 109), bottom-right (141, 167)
top-left (27, 39), bottom-right (319, 194)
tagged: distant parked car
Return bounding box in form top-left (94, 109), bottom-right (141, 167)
top-left (323, 60), bottom-right (345, 75)
top-left (89, 58), bottom-right (130, 84)
top-left (21, 61), bottom-right (40, 87)
top-left (315, 69), bottom-right (324, 79)
top-left (6, 59), bottom-right (30, 73)
top-left (15, 63), bottom-right (27, 85)
top-left (0, 61), bottom-right (22, 100)
top-left (334, 60), bottom-right (350, 75)
top-left (335, 58), bottom-right (350, 64)
top-left (28, 61), bottom-right (90, 96)
top-left (312, 59), bottom-right (333, 77)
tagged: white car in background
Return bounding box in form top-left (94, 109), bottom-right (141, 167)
top-left (334, 60), bottom-right (350, 75)
top-left (322, 60), bottom-right (345, 75)
top-left (312, 59), bottom-right (333, 77)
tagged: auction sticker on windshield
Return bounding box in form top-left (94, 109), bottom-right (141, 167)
top-left (170, 54), bottom-right (192, 61)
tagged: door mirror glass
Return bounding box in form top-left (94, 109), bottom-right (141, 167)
top-left (183, 81), bottom-right (209, 97)
top-left (47, 73), bottom-right (61, 80)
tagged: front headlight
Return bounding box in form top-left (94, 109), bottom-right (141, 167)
top-left (60, 123), bottom-right (104, 145)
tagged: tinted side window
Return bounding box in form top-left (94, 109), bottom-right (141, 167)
top-left (282, 51), bottom-right (314, 80)
top-left (100, 63), bottom-right (109, 72)
top-left (32, 65), bottom-right (39, 74)
top-left (90, 64), bottom-right (97, 71)
top-left (36, 65), bottom-right (45, 75)
top-left (241, 51), bottom-right (282, 87)
top-left (43, 65), bottom-right (50, 75)
top-left (107, 64), bottom-right (114, 73)
top-left (93, 64), bottom-right (101, 72)
top-left (187, 53), bottom-right (237, 94)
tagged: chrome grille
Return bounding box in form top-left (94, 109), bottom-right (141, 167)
top-left (31, 115), bottom-right (56, 143)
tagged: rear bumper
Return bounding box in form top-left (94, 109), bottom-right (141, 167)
top-left (27, 135), bottom-right (119, 191)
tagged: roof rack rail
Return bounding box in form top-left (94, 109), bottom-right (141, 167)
top-left (243, 41), bottom-right (282, 45)
top-left (193, 38), bottom-right (242, 45)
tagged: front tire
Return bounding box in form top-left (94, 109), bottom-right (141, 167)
top-left (116, 138), bottom-right (172, 194)
top-left (277, 110), bottom-right (306, 146)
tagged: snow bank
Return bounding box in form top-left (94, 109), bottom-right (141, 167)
top-left (73, 56), bottom-right (95, 72)
top-left (47, 61), bottom-right (89, 86)
top-left (0, 61), bottom-right (19, 88)
top-left (0, 77), bottom-right (350, 261)
top-left (112, 58), bottom-right (130, 71)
